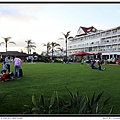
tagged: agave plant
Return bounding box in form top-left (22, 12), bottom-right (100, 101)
top-left (24, 91), bottom-right (63, 114)
top-left (23, 87), bottom-right (114, 114)
top-left (65, 86), bottom-right (114, 114)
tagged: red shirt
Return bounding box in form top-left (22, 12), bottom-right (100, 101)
top-left (0, 72), bottom-right (9, 81)
top-left (118, 59), bottom-right (120, 63)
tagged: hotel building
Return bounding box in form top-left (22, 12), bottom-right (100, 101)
top-left (68, 26), bottom-right (120, 59)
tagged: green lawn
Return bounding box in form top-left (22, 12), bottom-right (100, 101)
top-left (0, 62), bottom-right (120, 114)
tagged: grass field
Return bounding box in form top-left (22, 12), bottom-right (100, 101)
top-left (0, 62), bottom-right (120, 114)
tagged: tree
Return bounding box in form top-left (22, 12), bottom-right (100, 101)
top-left (49, 42), bottom-right (60, 60)
top-left (1, 37), bottom-right (16, 52)
top-left (58, 31), bottom-right (73, 61)
top-left (25, 39), bottom-right (36, 55)
top-left (56, 47), bottom-right (64, 56)
top-left (42, 42), bottom-right (51, 56)
top-left (21, 49), bottom-right (23, 53)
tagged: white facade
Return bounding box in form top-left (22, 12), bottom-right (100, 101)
top-left (68, 26), bottom-right (120, 59)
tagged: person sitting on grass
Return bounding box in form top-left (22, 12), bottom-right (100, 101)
top-left (0, 72), bottom-right (14, 82)
top-left (97, 61), bottom-right (106, 71)
top-left (1, 61), bottom-right (8, 74)
top-left (90, 61), bottom-right (97, 69)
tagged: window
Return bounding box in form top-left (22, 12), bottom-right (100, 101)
top-left (78, 44), bottom-right (81, 47)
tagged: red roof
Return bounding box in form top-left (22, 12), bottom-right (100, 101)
top-left (77, 26), bottom-right (97, 35)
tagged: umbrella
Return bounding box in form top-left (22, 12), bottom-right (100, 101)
top-left (75, 51), bottom-right (90, 56)
top-left (69, 53), bottom-right (76, 56)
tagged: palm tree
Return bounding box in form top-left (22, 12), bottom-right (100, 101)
top-left (49, 42), bottom-right (60, 61)
top-left (56, 47), bottom-right (64, 56)
top-left (25, 39), bottom-right (36, 55)
top-left (42, 42), bottom-right (51, 56)
top-left (1, 37), bottom-right (16, 52)
top-left (58, 31), bottom-right (73, 61)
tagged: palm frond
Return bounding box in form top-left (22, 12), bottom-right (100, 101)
top-left (30, 45), bottom-right (36, 48)
top-left (47, 42), bottom-right (51, 45)
top-left (8, 41), bottom-right (16, 45)
top-left (25, 39), bottom-right (36, 54)
top-left (56, 47), bottom-right (63, 51)
top-left (25, 40), bottom-right (28, 43)
top-left (67, 31), bottom-right (71, 35)
top-left (7, 37), bottom-right (12, 39)
top-left (58, 38), bottom-right (64, 40)
top-left (31, 48), bottom-right (36, 50)
top-left (0, 42), bottom-right (5, 45)
top-left (43, 43), bottom-right (47, 46)
top-left (25, 40), bottom-right (32, 44)
top-left (48, 47), bottom-right (51, 51)
top-left (68, 36), bottom-right (74, 40)
top-left (61, 32), bottom-right (66, 37)
top-left (2, 37), bottom-right (11, 39)
top-left (2, 37), bottom-right (11, 43)
top-left (54, 44), bottom-right (60, 47)
top-left (31, 42), bottom-right (36, 44)
top-left (61, 31), bottom-right (71, 39)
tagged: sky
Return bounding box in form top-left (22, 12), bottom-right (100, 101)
top-left (0, 3), bottom-right (120, 54)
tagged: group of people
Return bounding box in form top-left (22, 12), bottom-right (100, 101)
top-left (0, 55), bottom-right (22, 82)
top-left (79, 57), bottom-right (106, 71)
top-left (90, 60), bottom-right (106, 70)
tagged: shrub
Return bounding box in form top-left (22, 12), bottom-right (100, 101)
top-left (23, 87), bottom-right (114, 114)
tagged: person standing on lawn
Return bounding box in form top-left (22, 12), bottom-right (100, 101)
top-left (81, 57), bottom-right (84, 67)
top-left (5, 55), bottom-right (11, 72)
top-left (13, 56), bottom-right (22, 79)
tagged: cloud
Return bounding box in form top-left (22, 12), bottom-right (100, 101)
top-left (0, 4), bottom-right (42, 23)
top-left (0, 9), bottom-right (65, 53)
top-left (0, 4), bottom-right (82, 53)
top-left (0, 4), bottom-right (116, 54)
top-left (116, 10), bottom-right (120, 13)
top-left (11, 4), bottom-right (43, 10)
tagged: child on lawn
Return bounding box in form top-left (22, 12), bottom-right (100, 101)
top-left (1, 61), bottom-right (8, 74)
top-left (0, 72), bottom-right (14, 82)
top-left (97, 61), bottom-right (106, 71)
